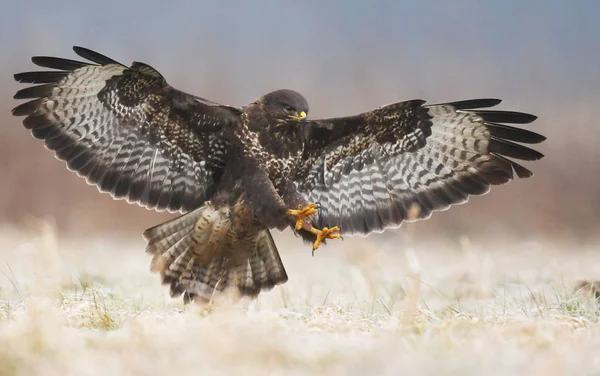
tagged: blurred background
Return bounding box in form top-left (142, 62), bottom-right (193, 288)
top-left (1, 0), bottom-right (598, 248)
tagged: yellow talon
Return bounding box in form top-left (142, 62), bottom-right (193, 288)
top-left (286, 203), bottom-right (318, 231)
top-left (286, 203), bottom-right (341, 252)
top-left (310, 226), bottom-right (341, 251)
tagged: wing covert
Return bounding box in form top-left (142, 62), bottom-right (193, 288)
top-left (13, 46), bottom-right (242, 212)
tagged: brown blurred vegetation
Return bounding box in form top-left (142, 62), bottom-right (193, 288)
top-left (1, 43), bottom-right (598, 245)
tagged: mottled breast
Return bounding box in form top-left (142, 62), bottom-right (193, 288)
top-left (260, 127), bottom-right (304, 191)
top-left (232, 111), bottom-right (305, 192)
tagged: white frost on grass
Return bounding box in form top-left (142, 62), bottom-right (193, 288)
top-left (0, 224), bottom-right (600, 376)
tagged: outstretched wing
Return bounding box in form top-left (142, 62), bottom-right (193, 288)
top-left (12, 46), bottom-right (242, 212)
top-left (295, 99), bottom-right (545, 234)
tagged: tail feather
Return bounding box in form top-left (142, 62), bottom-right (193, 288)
top-left (143, 202), bottom-right (288, 303)
top-left (251, 230), bottom-right (288, 289)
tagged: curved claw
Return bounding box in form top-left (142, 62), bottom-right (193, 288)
top-left (314, 201), bottom-right (325, 211)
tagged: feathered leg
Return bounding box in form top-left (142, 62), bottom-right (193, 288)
top-left (234, 164), bottom-right (342, 252)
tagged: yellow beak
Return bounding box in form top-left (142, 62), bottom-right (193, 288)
top-left (289, 111), bottom-right (307, 120)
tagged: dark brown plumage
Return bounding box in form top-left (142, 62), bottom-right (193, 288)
top-left (12, 47), bottom-right (546, 303)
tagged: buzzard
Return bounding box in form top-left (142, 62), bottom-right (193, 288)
top-left (12, 47), bottom-right (545, 303)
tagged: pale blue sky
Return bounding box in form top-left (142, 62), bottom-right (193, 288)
top-left (3, 0), bottom-right (598, 105)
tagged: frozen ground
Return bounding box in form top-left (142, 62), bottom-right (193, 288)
top-left (1, 223), bottom-right (599, 376)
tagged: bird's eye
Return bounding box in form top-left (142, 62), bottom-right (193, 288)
top-left (284, 105), bottom-right (295, 112)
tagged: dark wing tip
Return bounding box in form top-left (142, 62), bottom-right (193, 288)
top-left (13, 84), bottom-right (54, 100)
top-left (443, 98), bottom-right (502, 110)
top-left (12, 99), bottom-right (43, 116)
top-left (489, 137), bottom-right (545, 161)
top-left (467, 110), bottom-right (538, 124)
top-left (14, 71), bottom-right (70, 84)
top-left (514, 165), bottom-right (534, 178)
top-left (487, 122), bottom-right (547, 144)
top-left (73, 46), bottom-right (123, 66)
top-left (492, 153), bottom-right (535, 179)
top-left (31, 56), bottom-right (89, 70)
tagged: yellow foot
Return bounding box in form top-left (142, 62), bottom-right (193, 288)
top-left (310, 226), bottom-right (341, 251)
top-left (286, 203), bottom-right (318, 231)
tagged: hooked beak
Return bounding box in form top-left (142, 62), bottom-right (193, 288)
top-left (288, 111), bottom-right (307, 121)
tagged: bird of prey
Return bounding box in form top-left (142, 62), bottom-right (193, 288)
top-left (12, 47), bottom-right (545, 303)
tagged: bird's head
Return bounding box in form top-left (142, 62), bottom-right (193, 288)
top-left (260, 89), bottom-right (309, 127)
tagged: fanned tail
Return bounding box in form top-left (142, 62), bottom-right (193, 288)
top-left (143, 203), bottom-right (288, 303)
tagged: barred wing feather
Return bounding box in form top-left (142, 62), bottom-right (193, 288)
top-left (12, 46), bottom-right (241, 213)
top-left (296, 99), bottom-right (545, 234)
